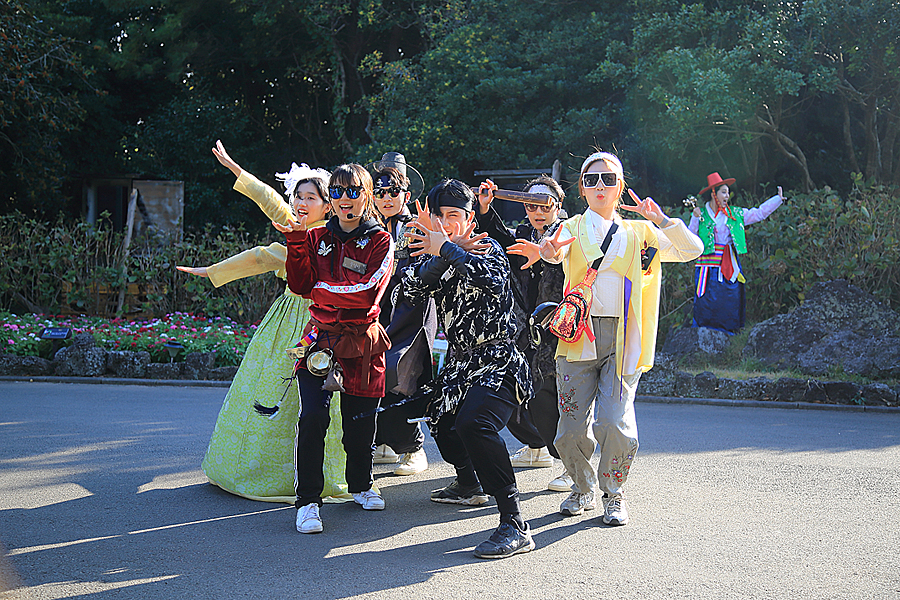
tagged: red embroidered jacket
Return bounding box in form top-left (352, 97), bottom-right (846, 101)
top-left (284, 217), bottom-right (393, 397)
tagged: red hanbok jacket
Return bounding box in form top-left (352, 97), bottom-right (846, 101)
top-left (284, 217), bottom-right (393, 397)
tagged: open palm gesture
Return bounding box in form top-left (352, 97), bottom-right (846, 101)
top-left (507, 225), bottom-right (575, 269)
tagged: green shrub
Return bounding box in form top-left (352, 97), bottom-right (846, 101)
top-left (0, 212), bottom-right (284, 323)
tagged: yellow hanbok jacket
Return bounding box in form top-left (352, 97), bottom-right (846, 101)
top-left (554, 213), bottom-right (703, 377)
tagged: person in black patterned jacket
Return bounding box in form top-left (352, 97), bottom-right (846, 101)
top-left (475, 176), bottom-right (571, 492)
top-left (401, 178), bottom-right (535, 559)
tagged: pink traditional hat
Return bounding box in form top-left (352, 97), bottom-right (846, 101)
top-left (699, 172), bottom-right (736, 195)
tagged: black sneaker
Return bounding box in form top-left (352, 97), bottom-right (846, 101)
top-left (430, 479), bottom-right (489, 505)
top-left (473, 521), bottom-right (535, 559)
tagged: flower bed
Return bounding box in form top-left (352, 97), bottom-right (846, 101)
top-left (2, 312), bottom-right (257, 366)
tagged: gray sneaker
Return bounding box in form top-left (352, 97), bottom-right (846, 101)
top-left (559, 490), bottom-right (596, 516)
top-left (602, 494), bottom-right (629, 526)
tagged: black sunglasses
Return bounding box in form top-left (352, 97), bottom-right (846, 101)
top-left (328, 185), bottom-right (362, 200)
top-left (582, 172), bottom-right (618, 188)
top-left (374, 186), bottom-right (406, 199)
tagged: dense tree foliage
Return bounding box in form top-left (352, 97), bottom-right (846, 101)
top-left (2, 0), bottom-right (897, 227)
top-left (0, 1), bottom-right (95, 212)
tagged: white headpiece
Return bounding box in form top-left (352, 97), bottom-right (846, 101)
top-left (275, 162), bottom-right (331, 200)
top-left (580, 151), bottom-right (623, 178)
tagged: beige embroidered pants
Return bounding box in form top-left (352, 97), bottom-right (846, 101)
top-left (554, 317), bottom-right (641, 497)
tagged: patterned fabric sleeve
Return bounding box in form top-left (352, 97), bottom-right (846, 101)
top-left (441, 239), bottom-right (510, 296)
top-left (399, 254), bottom-right (445, 304)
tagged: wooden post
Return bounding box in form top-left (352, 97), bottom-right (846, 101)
top-left (116, 189), bottom-right (138, 315)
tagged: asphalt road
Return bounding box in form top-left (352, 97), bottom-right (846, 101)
top-left (1, 381), bottom-right (899, 600)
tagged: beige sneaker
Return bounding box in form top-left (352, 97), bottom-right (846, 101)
top-left (509, 446), bottom-right (554, 468)
top-left (373, 444), bottom-right (400, 464)
top-left (547, 468), bottom-right (574, 492)
top-left (394, 449), bottom-right (428, 475)
top-left (559, 490), bottom-right (596, 516)
top-left (602, 494), bottom-right (629, 526)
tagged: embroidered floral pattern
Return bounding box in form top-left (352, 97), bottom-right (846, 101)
top-left (356, 237), bottom-right (370, 249)
top-left (601, 447), bottom-right (637, 484)
top-left (559, 388), bottom-right (578, 419)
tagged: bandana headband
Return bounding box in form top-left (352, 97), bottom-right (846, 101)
top-left (527, 184), bottom-right (560, 203)
top-left (436, 191), bottom-right (473, 212)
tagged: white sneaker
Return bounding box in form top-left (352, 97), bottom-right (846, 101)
top-left (296, 503), bottom-right (323, 533)
top-left (547, 468), bottom-right (574, 492)
top-left (602, 494), bottom-right (629, 526)
top-left (353, 488), bottom-right (386, 510)
top-left (509, 446), bottom-right (554, 468)
top-left (559, 490), bottom-right (596, 516)
top-left (394, 449), bottom-right (428, 475)
top-left (373, 444), bottom-right (400, 464)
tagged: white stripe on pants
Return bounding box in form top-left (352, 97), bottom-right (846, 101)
top-left (554, 317), bottom-right (641, 496)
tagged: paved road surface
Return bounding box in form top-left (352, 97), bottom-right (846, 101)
top-left (1, 382), bottom-right (898, 599)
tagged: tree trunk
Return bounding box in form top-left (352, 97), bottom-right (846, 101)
top-left (840, 93), bottom-right (860, 174)
top-left (756, 115), bottom-right (815, 192)
top-left (863, 97), bottom-right (883, 182)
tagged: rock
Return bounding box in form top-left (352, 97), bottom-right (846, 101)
top-left (662, 327), bottom-right (732, 363)
top-left (182, 352), bottom-right (216, 380)
top-left (795, 331), bottom-right (900, 378)
top-left (674, 371), bottom-right (695, 396)
top-left (770, 378), bottom-right (809, 402)
top-left (207, 366), bottom-right (238, 381)
top-left (0, 354), bottom-right (54, 376)
top-left (673, 371), bottom-right (718, 397)
top-left (716, 377), bottom-right (773, 400)
top-left (745, 280), bottom-right (900, 374)
top-left (802, 380), bottom-right (862, 404)
top-left (53, 333), bottom-right (107, 377)
top-left (638, 368), bottom-right (675, 396)
top-left (146, 362), bottom-right (182, 379)
top-left (860, 383), bottom-right (897, 407)
top-left (105, 351), bottom-right (151, 378)
top-left (693, 371), bottom-right (719, 397)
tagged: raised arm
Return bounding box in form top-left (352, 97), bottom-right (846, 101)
top-left (621, 191), bottom-right (703, 262)
top-left (474, 180), bottom-right (516, 249)
top-left (214, 140), bottom-right (294, 225)
top-left (743, 186), bottom-right (785, 226)
top-left (201, 243), bottom-right (288, 287)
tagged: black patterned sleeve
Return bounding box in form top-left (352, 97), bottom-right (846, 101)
top-left (399, 254), bottom-right (443, 304)
top-left (444, 239), bottom-right (509, 297)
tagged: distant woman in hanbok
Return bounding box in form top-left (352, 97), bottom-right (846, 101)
top-left (178, 142), bottom-right (349, 503)
top-left (688, 172), bottom-right (785, 333)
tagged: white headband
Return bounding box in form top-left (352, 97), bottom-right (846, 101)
top-left (580, 151), bottom-right (623, 178)
top-left (275, 162), bottom-right (331, 200)
top-left (527, 184), bottom-right (560, 203)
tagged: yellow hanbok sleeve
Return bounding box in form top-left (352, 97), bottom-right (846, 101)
top-left (233, 171), bottom-right (294, 225)
top-left (206, 243), bottom-right (287, 288)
